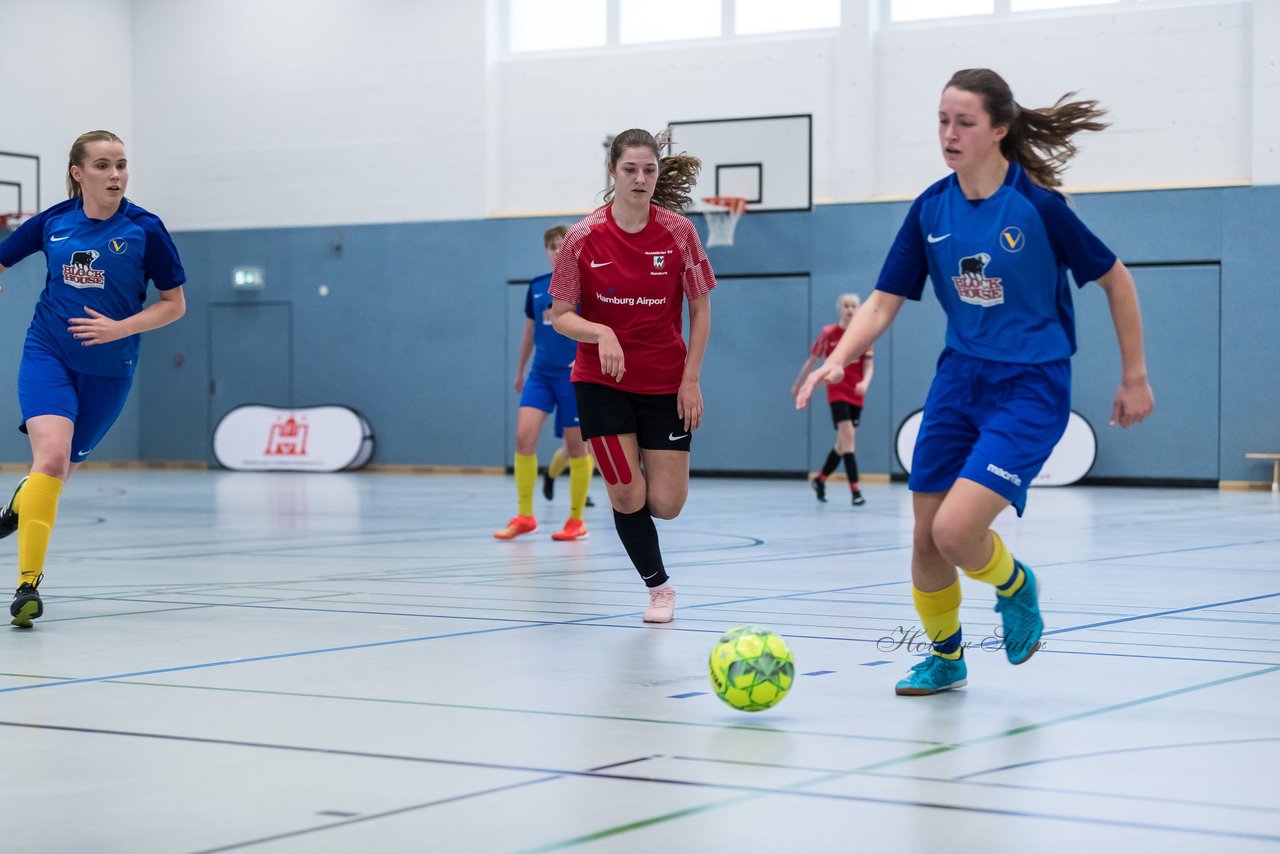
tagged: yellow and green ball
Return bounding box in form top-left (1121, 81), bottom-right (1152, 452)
top-left (708, 626), bottom-right (795, 712)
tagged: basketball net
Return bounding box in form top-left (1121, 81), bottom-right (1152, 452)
top-left (701, 196), bottom-right (748, 248)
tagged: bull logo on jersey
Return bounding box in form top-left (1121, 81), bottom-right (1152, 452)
top-left (952, 253), bottom-right (1003, 307)
top-left (63, 249), bottom-right (106, 289)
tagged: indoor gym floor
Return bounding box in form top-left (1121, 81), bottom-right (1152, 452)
top-left (1, 470), bottom-right (1277, 853)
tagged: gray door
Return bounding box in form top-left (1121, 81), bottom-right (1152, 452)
top-left (694, 275), bottom-right (811, 473)
top-left (208, 302), bottom-right (293, 457)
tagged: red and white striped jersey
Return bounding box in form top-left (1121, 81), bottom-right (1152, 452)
top-left (550, 204), bottom-right (715, 394)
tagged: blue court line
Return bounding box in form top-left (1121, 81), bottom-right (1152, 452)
top-left (9, 579), bottom-right (1279, 693)
top-left (1045, 591), bottom-right (1280, 635)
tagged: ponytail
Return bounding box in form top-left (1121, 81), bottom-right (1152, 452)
top-left (946, 69), bottom-right (1108, 189)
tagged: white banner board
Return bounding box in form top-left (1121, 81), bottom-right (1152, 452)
top-left (895, 409), bottom-right (1096, 487)
top-left (213, 405), bottom-right (374, 472)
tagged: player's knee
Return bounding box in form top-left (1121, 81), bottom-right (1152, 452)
top-left (930, 514), bottom-right (973, 564)
top-left (648, 497), bottom-right (685, 520)
top-left (32, 453), bottom-right (71, 481)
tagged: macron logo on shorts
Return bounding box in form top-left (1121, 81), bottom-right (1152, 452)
top-left (986, 463), bottom-right (1022, 487)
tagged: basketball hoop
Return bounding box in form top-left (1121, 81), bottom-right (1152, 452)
top-left (700, 196), bottom-right (748, 248)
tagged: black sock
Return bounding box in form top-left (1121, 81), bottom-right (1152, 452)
top-left (843, 452), bottom-right (859, 488)
top-left (613, 504), bottom-right (668, 588)
top-left (819, 449), bottom-right (840, 479)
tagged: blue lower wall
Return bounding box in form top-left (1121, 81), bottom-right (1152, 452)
top-left (1, 185), bottom-right (1276, 483)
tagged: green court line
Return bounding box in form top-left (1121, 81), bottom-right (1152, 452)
top-left (523, 663), bottom-right (1280, 850)
top-left (856, 662), bottom-right (1280, 772)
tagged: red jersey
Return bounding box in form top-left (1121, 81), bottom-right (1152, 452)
top-left (811, 323), bottom-right (873, 406)
top-left (549, 205), bottom-right (716, 394)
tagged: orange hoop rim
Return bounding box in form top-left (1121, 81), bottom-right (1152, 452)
top-left (0, 211), bottom-right (35, 230)
top-left (702, 196), bottom-right (748, 215)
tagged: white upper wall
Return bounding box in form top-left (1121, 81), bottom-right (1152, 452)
top-left (3, 0), bottom-right (1273, 229)
top-left (0, 0), bottom-right (133, 216)
top-left (130, 0), bottom-right (489, 230)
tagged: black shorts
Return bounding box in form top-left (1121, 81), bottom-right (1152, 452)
top-left (574, 382), bottom-right (692, 452)
top-left (830, 401), bottom-right (862, 428)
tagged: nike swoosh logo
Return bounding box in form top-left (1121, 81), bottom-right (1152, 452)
top-left (590, 260), bottom-right (613, 268)
top-left (51, 235), bottom-right (70, 242)
top-left (76, 450), bottom-right (91, 457)
top-left (926, 233), bottom-right (950, 243)
top-left (668, 432), bottom-right (689, 442)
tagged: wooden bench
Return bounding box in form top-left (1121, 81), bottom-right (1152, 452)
top-left (1245, 453), bottom-right (1280, 492)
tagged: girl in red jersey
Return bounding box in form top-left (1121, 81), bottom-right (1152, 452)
top-left (792, 293), bottom-right (874, 506)
top-left (549, 128), bottom-right (714, 623)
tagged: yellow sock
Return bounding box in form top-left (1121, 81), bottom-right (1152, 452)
top-left (17, 473), bottom-right (63, 586)
top-left (547, 447), bottom-right (569, 480)
top-left (912, 579), bottom-right (963, 659)
top-left (568, 455), bottom-right (592, 520)
top-left (962, 530), bottom-right (1025, 596)
top-left (515, 453), bottom-right (537, 517)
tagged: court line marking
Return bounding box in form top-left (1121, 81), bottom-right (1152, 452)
top-left (518, 662), bottom-right (1280, 851)
top-left (3, 719), bottom-right (1277, 851)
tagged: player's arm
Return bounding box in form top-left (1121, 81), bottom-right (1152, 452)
top-left (1095, 260), bottom-right (1154, 427)
top-left (551, 298), bottom-right (624, 382)
top-left (69, 285), bottom-right (186, 346)
top-left (791, 354), bottom-right (819, 398)
top-left (0, 262), bottom-right (6, 294)
top-left (797, 291), bottom-right (903, 409)
top-left (515, 318), bottom-right (534, 392)
top-left (678, 293), bottom-right (710, 432)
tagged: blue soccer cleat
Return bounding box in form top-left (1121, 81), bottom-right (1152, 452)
top-left (994, 560), bottom-right (1044, 665)
top-left (895, 653), bottom-right (967, 696)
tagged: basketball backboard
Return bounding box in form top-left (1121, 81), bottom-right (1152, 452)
top-left (666, 114), bottom-right (812, 214)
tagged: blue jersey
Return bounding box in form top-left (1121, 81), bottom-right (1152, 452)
top-left (0, 197), bottom-right (185, 377)
top-left (525, 272), bottom-right (577, 371)
top-left (875, 163), bottom-right (1116, 363)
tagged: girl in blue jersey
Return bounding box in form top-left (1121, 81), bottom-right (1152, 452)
top-left (0, 130), bottom-right (187, 627)
top-left (797, 69), bottom-right (1154, 695)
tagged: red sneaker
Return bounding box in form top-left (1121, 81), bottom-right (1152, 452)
top-left (493, 515), bottom-right (537, 540)
top-left (551, 518), bottom-right (589, 541)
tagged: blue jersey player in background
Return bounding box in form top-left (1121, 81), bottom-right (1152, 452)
top-left (0, 130), bottom-right (187, 627)
top-left (494, 225), bottom-right (593, 542)
top-left (797, 69), bottom-right (1154, 696)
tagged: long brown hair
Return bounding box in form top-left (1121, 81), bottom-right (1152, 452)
top-left (604, 128), bottom-right (701, 212)
top-left (67, 130), bottom-right (124, 198)
top-left (946, 69), bottom-right (1108, 189)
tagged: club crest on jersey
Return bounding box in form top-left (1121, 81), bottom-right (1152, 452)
top-left (999, 226), bottom-right (1025, 253)
top-left (952, 253), bottom-right (1003, 307)
top-left (653, 255), bottom-right (665, 269)
top-left (108, 238), bottom-right (128, 255)
top-left (63, 249), bottom-right (106, 289)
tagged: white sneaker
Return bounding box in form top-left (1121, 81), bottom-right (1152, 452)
top-left (643, 586), bottom-right (676, 623)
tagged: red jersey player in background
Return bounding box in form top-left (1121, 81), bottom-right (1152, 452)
top-left (792, 293), bottom-right (874, 505)
top-left (549, 128), bottom-right (714, 624)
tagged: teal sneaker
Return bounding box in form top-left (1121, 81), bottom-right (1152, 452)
top-left (0, 476), bottom-right (24, 540)
top-left (994, 561), bottom-right (1044, 665)
top-left (10, 576), bottom-right (43, 628)
top-left (895, 653), bottom-right (967, 696)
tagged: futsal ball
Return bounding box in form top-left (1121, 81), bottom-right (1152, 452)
top-left (708, 626), bottom-right (795, 712)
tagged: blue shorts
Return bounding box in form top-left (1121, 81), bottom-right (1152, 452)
top-left (520, 365), bottom-right (580, 438)
top-left (909, 349), bottom-right (1070, 516)
top-left (17, 340), bottom-right (134, 461)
